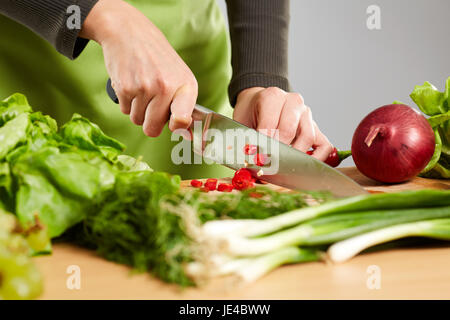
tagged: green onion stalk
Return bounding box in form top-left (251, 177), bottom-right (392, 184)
top-left (328, 218), bottom-right (450, 263)
top-left (202, 190), bottom-right (450, 239)
top-left (214, 206), bottom-right (450, 257)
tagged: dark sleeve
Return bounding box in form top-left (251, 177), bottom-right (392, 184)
top-left (225, 0), bottom-right (290, 106)
top-left (0, 0), bottom-right (98, 59)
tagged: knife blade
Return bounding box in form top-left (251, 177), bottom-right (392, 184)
top-left (106, 79), bottom-right (367, 197)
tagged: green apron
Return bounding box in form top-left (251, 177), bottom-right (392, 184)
top-left (0, 0), bottom-right (233, 179)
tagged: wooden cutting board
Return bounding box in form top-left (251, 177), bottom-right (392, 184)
top-left (34, 167), bottom-right (450, 300)
top-left (181, 167), bottom-right (450, 193)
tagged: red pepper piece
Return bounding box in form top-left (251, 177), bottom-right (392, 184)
top-left (200, 187), bottom-right (210, 193)
top-left (234, 168), bottom-right (252, 180)
top-left (232, 178), bottom-right (254, 190)
top-left (244, 144), bottom-right (257, 155)
top-left (307, 147), bottom-right (344, 168)
top-left (204, 178), bottom-right (218, 191)
top-left (190, 179), bottom-right (203, 188)
top-left (253, 153), bottom-right (268, 167)
top-left (249, 192), bottom-right (263, 198)
top-left (325, 147), bottom-right (340, 168)
top-left (232, 168), bottom-right (255, 190)
top-left (217, 183), bottom-right (233, 192)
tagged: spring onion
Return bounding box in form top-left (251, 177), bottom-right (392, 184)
top-left (328, 218), bottom-right (450, 263)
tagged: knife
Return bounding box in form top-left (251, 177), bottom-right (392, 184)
top-left (106, 79), bottom-right (367, 197)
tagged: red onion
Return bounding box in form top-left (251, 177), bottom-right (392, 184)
top-left (351, 104), bottom-right (435, 183)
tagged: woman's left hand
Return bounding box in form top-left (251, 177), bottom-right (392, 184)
top-left (233, 87), bottom-right (333, 161)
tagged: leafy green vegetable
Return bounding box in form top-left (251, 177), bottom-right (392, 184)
top-left (115, 154), bottom-right (153, 172)
top-left (410, 79), bottom-right (449, 115)
top-left (194, 188), bottom-right (330, 222)
top-left (0, 113), bottom-right (30, 160)
top-left (14, 168), bottom-right (87, 238)
top-left (68, 171), bottom-right (194, 286)
top-left (409, 77), bottom-right (450, 179)
top-left (421, 129), bottom-right (442, 173)
top-left (60, 114), bottom-right (125, 161)
top-left (0, 93), bottom-right (152, 239)
top-left (0, 94), bottom-right (32, 125)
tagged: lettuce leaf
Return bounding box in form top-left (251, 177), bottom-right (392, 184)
top-left (0, 113), bottom-right (30, 160)
top-left (410, 78), bottom-right (449, 116)
top-left (0, 93), bottom-right (152, 240)
top-left (408, 77), bottom-right (450, 179)
top-left (60, 114), bottom-right (125, 161)
top-left (0, 93), bottom-right (32, 125)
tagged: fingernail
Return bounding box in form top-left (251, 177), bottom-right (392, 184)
top-left (172, 114), bottom-right (192, 127)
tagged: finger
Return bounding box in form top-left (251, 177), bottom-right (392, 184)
top-left (292, 106), bottom-right (316, 152)
top-left (142, 95), bottom-right (171, 137)
top-left (255, 87), bottom-right (285, 137)
top-left (114, 81), bottom-right (133, 115)
top-left (168, 83), bottom-right (197, 132)
top-left (277, 94), bottom-right (303, 145)
top-left (129, 94), bottom-right (152, 125)
top-left (310, 122), bottom-right (334, 161)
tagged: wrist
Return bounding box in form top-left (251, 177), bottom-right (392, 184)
top-left (79, 0), bottom-right (123, 44)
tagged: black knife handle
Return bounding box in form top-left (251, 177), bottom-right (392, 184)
top-left (106, 78), bottom-right (119, 104)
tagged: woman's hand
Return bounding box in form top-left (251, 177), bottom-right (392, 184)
top-left (79, 0), bottom-right (198, 137)
top-left (233, 87), bottom-right (333, 161)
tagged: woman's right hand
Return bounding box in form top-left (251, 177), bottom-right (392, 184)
top-left (79, 0), bottom-right (198, 137)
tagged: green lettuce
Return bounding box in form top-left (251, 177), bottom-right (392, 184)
top-left (409, 77), bottom-right (450, 179)
top-left (0, 93), bottom-right (152, 239)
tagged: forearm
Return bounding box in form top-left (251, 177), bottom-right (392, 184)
top-left (0, 0), bottom-right (98, 59)
top-left (226, 0), bottom-right (290, 106)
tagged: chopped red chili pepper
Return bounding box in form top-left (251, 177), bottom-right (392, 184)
top-left (253, 153), bottom-right (268, 166)
top-left (232, 168), bottom-right (254, 190)
top-left (307, 146), bottom-right (341, 168)
top-left (325, 147), bottom-right (340, 167)
top-left (190, 179), bottom-right (203, 188)
top-left (243, 144), bottom-right (257, 155)
top-left (232, 178), bottom-right (254, 190)
top-left (234, 168), bottom-right (252, 180)
top-left (249, 192), bottom-right (263, 198)
top-left (217, 183), bottom-right (233, 192)
top-left (204, 178), bottom-right (218, 191)
top-left (200, 187), bottom-right (210, 193)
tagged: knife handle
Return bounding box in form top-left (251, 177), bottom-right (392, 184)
top-left (106, 78), bottom-right (119, 104)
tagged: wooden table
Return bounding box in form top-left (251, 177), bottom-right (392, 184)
top-left (34, 168), bottom-right (450, 300)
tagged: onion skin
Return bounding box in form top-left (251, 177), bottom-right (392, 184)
top-left (352, 104), bottom-right (435, 183)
